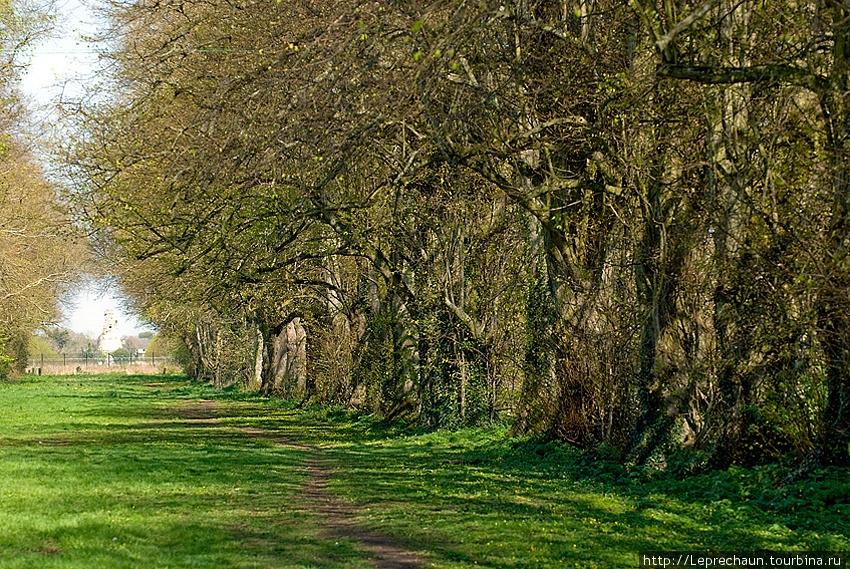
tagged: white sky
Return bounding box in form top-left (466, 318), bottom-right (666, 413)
top-left (59, 285), bottom-right (151, 338)
top-left (20, 0), bottom-right (152, 338)
top-left (20, 0), bottom-right (100, 110)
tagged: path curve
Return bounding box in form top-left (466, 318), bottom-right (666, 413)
top-left (180, 401), bottom-right (426, 569)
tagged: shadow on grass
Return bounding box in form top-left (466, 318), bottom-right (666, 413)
top-left (3, 517), bottom-right (380, 569)
top-left (10, 374), bottom-right (845, 569)
top-left (231, 408), bottom-right (850, 569)
top-left (0, 377), bottom-right (413, 569)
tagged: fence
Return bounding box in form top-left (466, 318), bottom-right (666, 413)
top-left (26, 354), bottom-right (178, 376)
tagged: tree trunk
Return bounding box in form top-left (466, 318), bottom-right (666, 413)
top-left (704, 0), bottom-right (756, 467)
top-left (214, 331), bottom-right (224, 389)
top-left (815, 1), bottom-right (850, 465)
top-left (248, 325), bottom-right (263, 391)
top-left (269, 317), bottom-right (308, 398)
top-left (630, 158), bottom-right (680, 463)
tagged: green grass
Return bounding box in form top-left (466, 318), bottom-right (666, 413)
top-left (223, 406), bottom-right (850, 569)
top-left (0, 374), bottom-right (847, 568)
top-left (0, 374), bottom-right (371, 568)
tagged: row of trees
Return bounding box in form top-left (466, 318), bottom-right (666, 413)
top-left (32, 327), bottom-right (154, 360)
top-left (64, 0), bottom-right (850, 468)
top-left (0, 0), bottom-right (87, 378)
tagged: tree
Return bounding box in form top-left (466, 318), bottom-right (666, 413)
top-left (630, 0), bottom-right (849, 467)
top-left (0, 134), bottom-right (87, 377)
top-left (0, 0), bottom-right (88, 378)
top-left (46, 328), bottom-right (69, 352)
top-left (63, 0), bottom-right (850, 470)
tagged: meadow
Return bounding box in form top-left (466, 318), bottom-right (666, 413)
top-left (0, 374), bottom-right (846, 568)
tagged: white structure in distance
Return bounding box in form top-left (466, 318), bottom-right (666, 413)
top-left (97, 309), bottom-right (123, 353)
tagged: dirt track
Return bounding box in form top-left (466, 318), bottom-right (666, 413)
top-left (180, 401), bottom-right (425, 569)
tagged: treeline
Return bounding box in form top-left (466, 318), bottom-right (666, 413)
top-left (0, 1), bottom-right (87, 379)
top-left (64, 0), bottom-right (850, 469)
top-left (30, 328), bottom-right (155, 360)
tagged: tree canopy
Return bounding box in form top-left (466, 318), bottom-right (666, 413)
top-left (0, 0), bottom-right (87, 377)
top-left (62, 0), bottom-right (850, 468)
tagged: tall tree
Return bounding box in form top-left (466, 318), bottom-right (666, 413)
top-left (64, 0), bottom-right (850, 468)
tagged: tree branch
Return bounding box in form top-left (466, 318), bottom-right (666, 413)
top-left (443, 293), bottom-right (484, 340)
top-left (655, 0), bottom-right (722, 55)
top-left (659, 64), bottom-right (828, 92)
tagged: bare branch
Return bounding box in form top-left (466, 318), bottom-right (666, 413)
top-left (443, 293), bottom-right (484, 340)
top-left (659, 64), bottom-right (827, 92)
top-left (655, 0), bottom-right (722, 55)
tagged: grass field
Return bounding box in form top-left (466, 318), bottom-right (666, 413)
top-left (0, 374), bottom-right (847, 568)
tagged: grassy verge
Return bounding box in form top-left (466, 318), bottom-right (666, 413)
top-left (1, 374), bottom-right (847, 569)
top-left (225, 406), bottom-right (850, 569)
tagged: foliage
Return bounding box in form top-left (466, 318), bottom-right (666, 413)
top-left (28, 334), bottom-right (60, 359)
top-left (40, 327), bottom-right (97, 358)
top-left (144, 333), bottom-right (178, 358)
top-left (110, 346), bottom-right (130, 358)
top-left (59, 0), bottom-right (850, 468)
top-left (0, 139), bottom-right (87, 375)
top-left (0, 0), bottom-right (88, 379)
top-left (0, 334), bottom-right (16, 380)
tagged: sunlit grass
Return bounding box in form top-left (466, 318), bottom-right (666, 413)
top-left (229, 406), bottom-right (850, 569)
top-left (0, 374), bottom-right (377, 569)
top-left (1, 374), bottom-right (847, 568)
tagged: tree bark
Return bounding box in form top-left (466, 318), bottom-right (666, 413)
top-left (814, 1), bottom-right (850, 465)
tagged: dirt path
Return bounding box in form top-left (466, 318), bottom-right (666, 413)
top-left (179, 401), bottom-right (426, 569)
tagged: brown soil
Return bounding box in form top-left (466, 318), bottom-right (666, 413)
top-left (178, 401), bottom-right (426, 569)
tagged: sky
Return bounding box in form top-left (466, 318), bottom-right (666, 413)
top-left (20, 0), bottom-right (100, 110)
top-left (59, 285), bottom-right (150, 338)
top-left (20, 0), bottom-right (152, 338)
